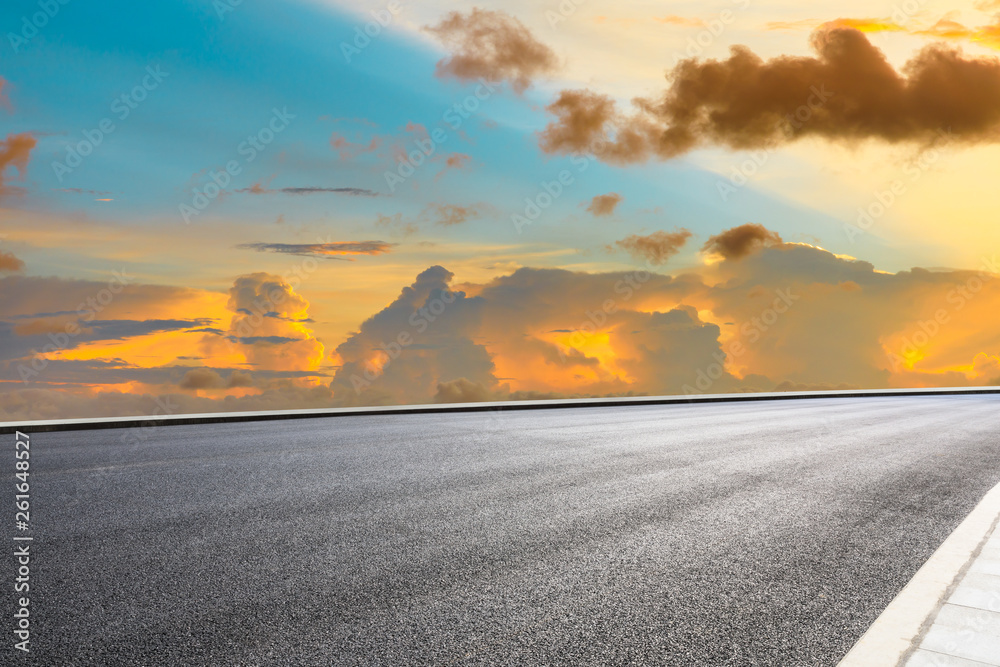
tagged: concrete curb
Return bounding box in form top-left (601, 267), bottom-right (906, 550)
top-left (2, 387), bottom-right (999, 434)
top-left (838, 481), bottom-right (1000, 666)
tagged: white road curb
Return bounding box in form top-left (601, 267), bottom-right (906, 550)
top-left (838, 481), bottom-right (1000, 666)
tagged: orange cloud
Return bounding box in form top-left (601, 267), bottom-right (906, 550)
top-left (0, 251), bottom-right (24, 273)
top-left (424, 202), bottom-right (490, 226)
top-left (585, 192), bottom-right (623, 217)
top-left (911, 17), bottom-right (1000, 50)
top-left (766, 18), bottom-right (904, 33)
top-left (0, 133), bottom-right (36, 198)
top-left (613, 230), bottom-right (693, 265)
top-left (330, 132), bottom-right (381, 160)
top-left (655, 15), bottom-right (707, 28)
top-left (540, 28), bottom-right (1000, 163)
top-left (702, 224), bottom-right (783, 261)
top-left (426, 8), bottom-right (558, 93)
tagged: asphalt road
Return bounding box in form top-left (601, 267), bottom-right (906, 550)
top-left (7, 395), bottom-right (1000, 666)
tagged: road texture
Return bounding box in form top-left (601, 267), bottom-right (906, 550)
top-left (6, 395), bottom-right (1000, 666)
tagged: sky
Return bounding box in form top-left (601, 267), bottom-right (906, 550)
top-left (3, 0), bottom-right (1000, 420)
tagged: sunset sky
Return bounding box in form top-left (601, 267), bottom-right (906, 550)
top-left (3, 0), bottom-right (1000, 420)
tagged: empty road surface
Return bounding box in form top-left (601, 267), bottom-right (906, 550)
top-left (7, 395), bottom-right (1000, 665)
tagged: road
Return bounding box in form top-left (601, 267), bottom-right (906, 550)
top-left (7, 395), bottom-right (1000, 665)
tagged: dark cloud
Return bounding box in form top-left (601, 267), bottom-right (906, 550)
top-left (1, 318), bottom-right (216, 365)
top-left (613, 230), bottom-right (693, 265)
top-left (55, 188), bottom-right (114, 196)
top-left (702, 224), bottom-right (782, 260)
top-left (586, 193), bottom-right (623, 217)
top-left (540, 28), bottom-right (1000, 163)
top-left (426, 8), bottom-right (558, 93)
top-left (228, 335), bottom-right (299, 345)
top-left (236, 241), bottom-right (394, 259)
top-left (237, 185), bottom-right (377, 196)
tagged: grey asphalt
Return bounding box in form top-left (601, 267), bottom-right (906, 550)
top-left (7, 395), bottom-right (1000, 666)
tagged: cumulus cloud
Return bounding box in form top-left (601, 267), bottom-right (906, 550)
top-left (236, 241), bottom-right (394, 259)
top-left (224, 272), bottom-right (325, 372)
top-left (0, 133), bottom-right (36, 198)
top-left (330, 266), bottom-right (496, 405)
top-left (613, 230), bottom-right (693, 265)
top-left (586, 192), bottom-right (623, 217)
top-left (0, 251), bottom-right (24, 273)
top-left (702, 224), bottom-right (783, 261)
top-left (540, 28), bottom-right (1000, 163)
top-left (426, 8), bottom-right (559, 92)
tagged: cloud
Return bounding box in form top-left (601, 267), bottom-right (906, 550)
top-left (539, 28), bottom-right (1000, 163)
top-left (224, 272), bottom-right (325, 372)
top-left (434, 377), bottom-right (497, 403)
top-left (435, 152), bottom-right (472, 179)
top-left (765, 18), bottom-right (905, 33)
top-left (0, 251), bottom-right (24, 273)
top-left (55, 188), bottom-right (114, 196)
top-left (613, 230), bottom-right (693, 265)
top-left (426, 8), bottom-right (558, 93)
top-left (375, 213), bottom-right (419, 237)
top-left (654, 15), bottom-right (707, 28)
top-left (236, 241), bottom-right (394, 259)
top-left (702, 224), bottom-right (783, 261)
top-left (424, 202), bottom-right (489, 226)
top-left (586, 192), bottom-right (623, 217)
top-left (330, 266), bottom-right (496, 405)
top-left (10, 225), bottom-right (1000, 415)
top-left (765, 15), bottom-right (1000, 51)
top-left (0, 77), bottom-right (11, 112)
top-left (0, 133), bottom-right (36, 198)
top-left (330, 132), bottom-right (381, 160)
top-left (179, 368), bottom-right (254, 390)
top-left (237, 184), bottom-right (377, 196)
